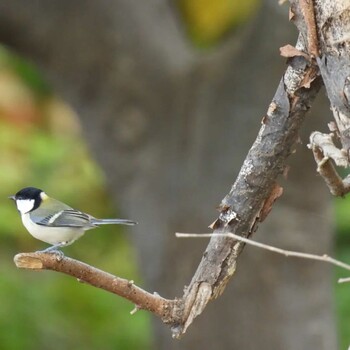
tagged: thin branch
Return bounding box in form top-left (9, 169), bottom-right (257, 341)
top-left (309, 131), bottom-right (349, 168)
top-left (338, 277), bottom-right (350, 284)
top-left (14, 252), bottom-right (178, 324)
top-left (298, 0), bottom-right (319, 57)
top-left (176, 232), bottom-right (350, 274)
top-left (308, 131), bottom-right (350, 196)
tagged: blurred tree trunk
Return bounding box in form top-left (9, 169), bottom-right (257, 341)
top-left (0, 0), bottom-right (337, 348)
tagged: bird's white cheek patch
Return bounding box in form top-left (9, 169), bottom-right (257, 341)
top-left (16, 199), bottom-right (35, 214)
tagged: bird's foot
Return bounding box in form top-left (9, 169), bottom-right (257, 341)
top-left (36, 245), bottom-right (65, 261)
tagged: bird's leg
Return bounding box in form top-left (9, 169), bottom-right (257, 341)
top-left (39, 242), bottom-right (66, 252)
top-left (36, 242), bottom-right (68, 260)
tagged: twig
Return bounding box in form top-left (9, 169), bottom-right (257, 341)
top-left (14, 252), bottom-right (177, 323)
top-left (308, 131), bottom-right (350, 196)
top-left (130, 305), bottom-right (140, 315)
top-left (176, 232), bottom-right (350, 280)
top-left (299, 0), bottom-right (319, 57)
top-left (309, 132), bottom-right (349, 168)
top-left (338, 277), bottom-right (350, 284)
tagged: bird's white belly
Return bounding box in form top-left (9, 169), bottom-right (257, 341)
top-left (21, 213), bottom-right (85, 245)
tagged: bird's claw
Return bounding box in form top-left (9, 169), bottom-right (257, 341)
top-left (36, 247), bottom-right (65, 261)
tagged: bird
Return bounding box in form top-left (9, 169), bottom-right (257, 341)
top-left (9, 187), bottom-right (137, 253)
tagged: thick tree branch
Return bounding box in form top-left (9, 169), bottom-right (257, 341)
top-left (172, 39), bottom-right (323, 337)
top-left (14, 252), bottom-right (178, 324)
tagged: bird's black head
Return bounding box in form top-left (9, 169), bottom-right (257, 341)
top-left (14, 187), bottom-right (43, 200)
top-left (9, 187), bottom-right (44, 213)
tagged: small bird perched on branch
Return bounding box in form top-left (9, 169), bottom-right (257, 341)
top-left (9, 187), bottom-right (137, 252)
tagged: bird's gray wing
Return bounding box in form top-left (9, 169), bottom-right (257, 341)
top-left (31, 209), bottom-right (94, 228)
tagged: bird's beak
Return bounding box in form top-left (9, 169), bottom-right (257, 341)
top-left (8, 195), bottom-right (15, 200)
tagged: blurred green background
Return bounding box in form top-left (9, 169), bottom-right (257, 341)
top-left (0, 1), bottom-right (349, 349)
top-left (0, 45), bottom-right (152, 350)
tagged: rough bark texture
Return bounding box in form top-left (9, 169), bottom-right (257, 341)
top-left (303, 0), bottom-right (350, 201)
top-left (175, 34), bottom-right (325, 336)
top-left (0, 0), bottom-right (337, 348)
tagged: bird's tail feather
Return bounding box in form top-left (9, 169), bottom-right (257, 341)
top-left (92, 218), bottom-right (137, 226)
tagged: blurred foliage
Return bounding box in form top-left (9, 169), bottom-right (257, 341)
top-left (0, 46), bottom-right (50, 96)
top-left (0, 47), bottom-right (151, 350)
top-left (335, 197), bottom-right (350, 350)
top-left (178, 0), bottom-right (260, 47)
